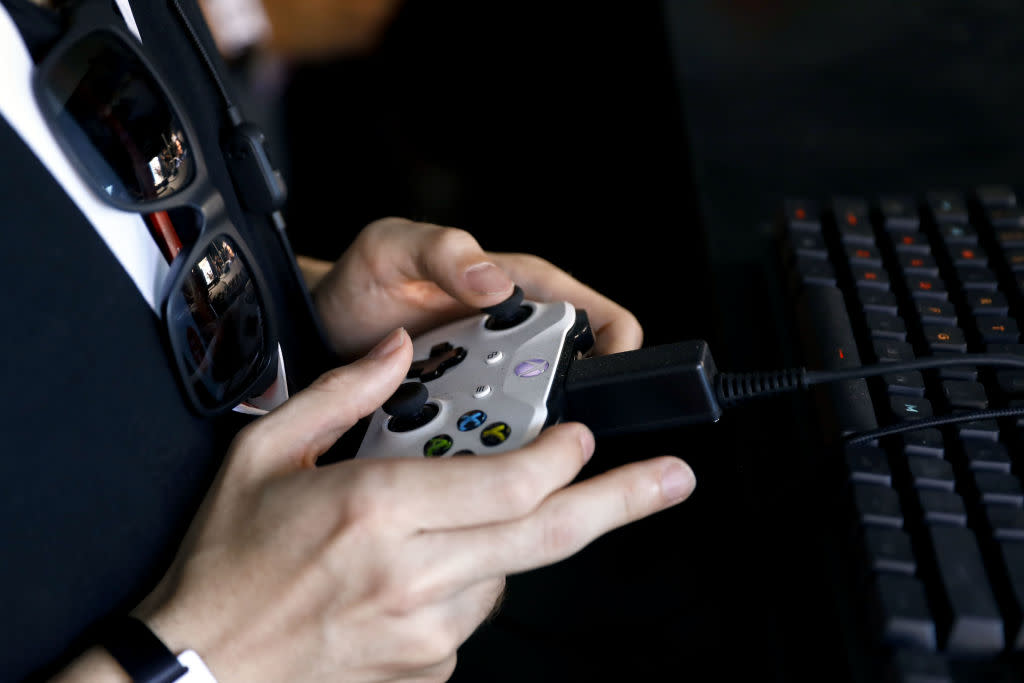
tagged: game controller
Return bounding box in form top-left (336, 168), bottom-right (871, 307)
top-left (354, 286), bottom-right (596, 459)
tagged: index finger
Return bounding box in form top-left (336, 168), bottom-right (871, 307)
top-left (333, 422), bottom-right (597, 531)
top-left (419, 456), bottom-right (695, 588)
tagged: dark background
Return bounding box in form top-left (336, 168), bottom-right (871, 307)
top-left (254, 1), bottom-right (1024, 680)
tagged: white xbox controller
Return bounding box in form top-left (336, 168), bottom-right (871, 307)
top-left (355, 286), bottom-right (594, 459)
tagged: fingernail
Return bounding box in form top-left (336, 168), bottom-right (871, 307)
top-left (366, 328), bottom-right (406, 360)
top-left (660, 461), bottom-right (696, 503)
top-left (579, 427), bottom-right (595, 463)
top-left (464, 262), bottom-right (513, 296)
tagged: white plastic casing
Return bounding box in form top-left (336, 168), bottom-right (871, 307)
top-left (355, 300), bottom-right (576, 459)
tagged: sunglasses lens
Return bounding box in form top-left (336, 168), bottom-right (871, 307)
top-left (39, 31), bottom-right (195, 203)
top-left (166, 235), bottom-right (273, 410)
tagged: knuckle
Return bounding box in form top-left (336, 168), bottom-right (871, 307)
top-left (538, 505), bottom-right (583, 558)
top-left (495, 472), bottom-right (543, 517)
top-left (431, 225), bottom-right (478, 255)
top-left (337, 466), bottom-right (390, 522)
top-left (432, 655), bottom-right (459, 683)
top-left (308, 365), bottom-right (352, 394)
top-left (411, 629), bottom-right (458, 669)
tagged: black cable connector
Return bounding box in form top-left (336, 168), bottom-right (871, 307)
top-left (563, 340), bottom-right (722, 437)
top-left (562, 340), bottom-right (1024, 442)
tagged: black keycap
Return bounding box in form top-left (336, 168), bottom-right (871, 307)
top-left (852, 264), bottom-right (890, 290)
top-left (788, 231), bottom-right (828, 260)
top-left (996, 370), bottom-right (1024, 396)
top-left (861, 289), bottom-right (901, 315)
top-left (886, 648), bottom-right (952, 683)
top-left (996, 229), bottom-right (1024, 250)
top-left (906, 276), bottom-right (948, 301)
top-left (914, 300), bottom-right (957, 325)
top-left (894, 232), bottom-right (932, 255)
top-left (931, 351), bottom-right (977, 382)
top-left (793, 255), bottom-right (836, 287)
top-left (885, 371), bottom-right (926, 398)
top-left (784, 199), bottom-right (821, 231)
top-left (941, 380), bottom-right (988, 410)
top-left (970, 470), bottom-right (1024, 507)
top-left (900, 251), bottom-right (940, 276)
top-left (957, 267), bottom-right (999, 292)
top-left (997, 542), bottom-right (1024, 650)
top-left (879, 195), bottom-right (920, 230)
top-left (965, 291), bottom-right (1008, 317)
top-left (938, 222), bottom-right (978, 247)
top-left (875, 340), bottom-right (916, 363)
top-left (867, 311), bottom-right (907, 341)
top-left (862, 526), bottom-right (917, 575)
top-left (869, 573), bottom-right (937, 651)
top-left (903, 429), bottom-right (945, 458)
top-left (988, 206), bottom-right (1024, 228)
top-left (927, 191), bottom-right (969, 223)
top-left (983, 504), bottom-right (1024, 542)
top-left (845, 446), bottom-right (892, 486)
top-left (977, 317), bottom-right (1020, 344)
top-left (918, 489), bottom-right (967, 526)
top-left (852, 483), bottom-right (903, 528)
top-left (926, 525), bottom-right (1004, 654)
top-left (1004, 248), bottom-right (1024, 272)
top-left (963, 440), bottom-right (1012, 473)
top-left (797, 286), bottom-right (878, 436)
top-left (833, 196), bottom-right (871, 224)
top-left (954, 416), bottom-right (1000, 442)
top-left (976, 185), bottom-right (1017, 209)
top-left (949, 245), bottom-right (988, 268)
top-left (847, 243), bottom-right (883, 267)
top-left (907, 455), bottom-right (955, 491)
top-left (891, 396), bottom-right (933, 421)
top-left (921, 326), bottom-right (967, 353)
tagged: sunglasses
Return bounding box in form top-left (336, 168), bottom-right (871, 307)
top-left (31, 5), bottom-right (286, 416)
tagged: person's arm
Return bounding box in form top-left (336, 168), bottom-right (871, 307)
top-left (50, 329), bottom-right (693, 682)
top-left (49, 219), bottom-right (688, 683)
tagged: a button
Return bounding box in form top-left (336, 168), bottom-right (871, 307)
top-left (423, 435), bottom-right (453, 458)
top-left (473, 385), bottom-right (492, 398)
top-left (485, 350), bottom-right (503, 364)
top-left (480, 422), bottom-right (511, 447)
top-left (457, 410), bottom-right (487, 432)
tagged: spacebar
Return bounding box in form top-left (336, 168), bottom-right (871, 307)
top-left (795, 284), bottom-right (878, 437)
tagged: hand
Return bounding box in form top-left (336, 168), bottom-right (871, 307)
top-left (312, 217), bottom-right (643, 360)
top-left (132, 328), bottom-right (694, 683)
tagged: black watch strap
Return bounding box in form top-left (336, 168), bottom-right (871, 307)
top-left (102, 616), bottom-right (188, 683)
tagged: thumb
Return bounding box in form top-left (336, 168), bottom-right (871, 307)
top-left (233, 327), bottom-right (412, 479)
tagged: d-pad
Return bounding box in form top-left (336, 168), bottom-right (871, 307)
top-left (407, 342), bottom-right (467, 382)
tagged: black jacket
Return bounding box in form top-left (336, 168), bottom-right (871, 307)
top-left (0, 1), bottom-right (333, 679)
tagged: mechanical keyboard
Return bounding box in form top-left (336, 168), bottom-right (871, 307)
top-left (776, 186), bottom-right (1024, 683)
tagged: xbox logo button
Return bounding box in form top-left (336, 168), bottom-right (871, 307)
top-left (514, 359), bottom-right (549, 378)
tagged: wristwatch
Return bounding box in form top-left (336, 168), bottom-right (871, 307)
top-left (102, 617), bottom-right (219, 683)
top-left (176, 650), bottom-right (219, 682)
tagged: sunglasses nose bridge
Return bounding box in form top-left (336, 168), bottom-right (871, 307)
top-left (192, 185), bottom-right (227, 233)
